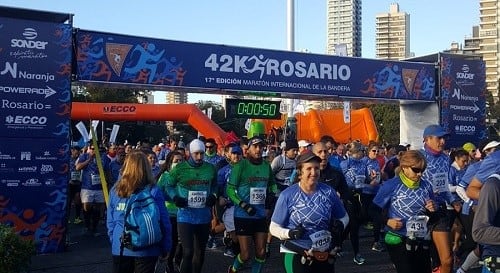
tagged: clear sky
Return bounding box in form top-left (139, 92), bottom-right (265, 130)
top-left (1, 0), bottom-right (479, 102)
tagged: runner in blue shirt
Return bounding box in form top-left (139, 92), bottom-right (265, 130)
top-left (270, 151), bottom-right (348, 273)
top-left (373, 150), bottom-right (437, 273)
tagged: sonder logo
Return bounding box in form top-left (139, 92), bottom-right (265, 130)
top-left (11, 28), bottom-right (48, 50)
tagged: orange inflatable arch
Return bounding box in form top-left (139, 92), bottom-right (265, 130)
top-left (71, 102), bottom-right (227, 145)
top-left (259, 108), bottom-right (378, 145)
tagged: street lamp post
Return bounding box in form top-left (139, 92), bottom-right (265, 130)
top-left (286, 0), bottom-right (297, 141)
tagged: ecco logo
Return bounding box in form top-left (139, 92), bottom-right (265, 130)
top-left (456, 125), bottom-right (476, 132)
top-left (103, 105), bottom-right (136, 113)
top-left (5, 115), bottom-right (47, 125)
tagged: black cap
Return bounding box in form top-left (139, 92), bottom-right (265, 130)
top-left (295, 151), bottom-right (321, 165)
top-left (284, 140), bottom-right (299, 151)
top-left (247, 136), bottom-right (264, 147)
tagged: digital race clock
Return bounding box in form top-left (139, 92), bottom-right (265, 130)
top-left (225, 98), bottom-right (282, 119)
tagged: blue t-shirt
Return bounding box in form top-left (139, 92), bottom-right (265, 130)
top-left (459, 161), bottom-right (482, 188)
top-left (363, 157), bottom-right (381, 195)
top-left (271, 182), bottom-right (347, 249)
top-left (373, 176), bottom-right (435, 237)
top-left (340, 157), bottom-right (367, 190)
top-left (474, 150), bottom-right (500, 184)
top-left (78, 153), bottom-right (109, 190)
top-left (421, 147), bottom-right (452, 206)
top-left (449, 162), bottom-right (467, 203)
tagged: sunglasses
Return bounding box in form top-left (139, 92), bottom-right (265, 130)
top-left (205, 145), bottom-right (214, 149)
top-left (410, 167), bottom-right (424, 174)
top-left (371, 150), bottom-right (378, 153)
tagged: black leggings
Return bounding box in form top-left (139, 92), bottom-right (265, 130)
top-left (386, 241), bottom-right (432, 273)
top-left (112, 255), bottom-right (157, 273)
top-left (177, 222), bottom-right (209, 273)
top-left (282, 253), bottom-right (335, 273)
top-left (168, 217), bottom-right (182, 271)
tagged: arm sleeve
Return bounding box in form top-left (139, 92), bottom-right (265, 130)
top-left (165, 170), bottom-right (178, 199)
top-left (269, 221), bottom-right (291, 240)
top-left (472, 179), bottom-right (500, 244)
top-left (456, 186), bottom-right (470, 203)
top-left (227, 161), bottom-right (243, 205)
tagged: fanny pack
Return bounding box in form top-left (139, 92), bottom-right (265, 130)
top-left (282, 241), bottom-right (335, 264)
top-left (483, 256), bottom-right (500, 273)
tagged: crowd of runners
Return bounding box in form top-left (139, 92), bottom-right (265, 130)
top-left (67, 124), bottom-right (500, 273)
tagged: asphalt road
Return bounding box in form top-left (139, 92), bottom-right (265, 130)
top-left (30, 223), bottom-right (481, 273)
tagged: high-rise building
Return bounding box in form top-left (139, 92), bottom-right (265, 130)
top-left (326, 0), bottom-right (362, 57)
top-left (165, 91), bottom-right (188, 132)
top-left (375, 3), bottom-right (410, 60)
top-left (165, 91), bottom-right (188, 105)
top-left (479, 0), bottom-right (500, 101)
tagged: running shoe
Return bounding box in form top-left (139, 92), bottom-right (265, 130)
top-left (224, 248), bottom-right (235, 258)
top-left (353, 253), bottom-right (365, 265)
top-left (227, 265), bottom-right (236, 273)
top-left (73, 217), bottom-right (83, 224)
top-left (207, 236), bottom-right (217, 249)
top-left (432, 266), bottom-right (441, 273)
top-left (371, 242), bottom-right (386, 252)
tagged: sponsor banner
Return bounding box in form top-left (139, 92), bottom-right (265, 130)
top-left (75, 29), bottom-right (436, 101)
top-left (440, 53), bottom-right (487, 148)
top-left (0, 17), bottom-right (72, 138)
top-left (0, 137), bottom-right (70, 253)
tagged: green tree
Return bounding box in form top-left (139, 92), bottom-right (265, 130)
top-left (352, 102), bottom-right (400, 145)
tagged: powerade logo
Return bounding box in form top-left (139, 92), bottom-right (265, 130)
top-left (11, 28), bottom-right (48, 50)
top-left (103, 105), bottom-right (137, 113)
top-left (456, 64), bottom-right (474, 80)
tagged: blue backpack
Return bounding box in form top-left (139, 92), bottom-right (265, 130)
top-left (121, 185), bottom-right (163, 250)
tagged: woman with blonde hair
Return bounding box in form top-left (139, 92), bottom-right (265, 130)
top-left (372, 150), bottom-right (437, 273)
top-left (107, 151), bottom-right (172, 273)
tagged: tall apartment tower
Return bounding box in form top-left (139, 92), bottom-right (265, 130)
top-left (165, 91), bottom-right (188, 133)
top-left (479, 0), bottom-right (500, 101)
top-left (375, 3), bottom-right (410, 60)
top-left (326, 0), bottom-right (362, 57)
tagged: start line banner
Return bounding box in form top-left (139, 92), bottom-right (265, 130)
top-left (75, 29), bottom-right (436, 101)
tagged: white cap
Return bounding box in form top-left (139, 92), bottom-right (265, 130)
top-left (298, 140), bottom-right (311, 147)
top-left (189, 139), bottom-right (205, 153)
top-left (158, 143), bottom-right (165, 147)
top-left (482, 141), bottom-right (500, 152)
top-left (399, 141), bottom-right (410, 147)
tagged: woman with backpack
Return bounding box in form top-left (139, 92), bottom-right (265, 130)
top-left (107, 151), bottom-right (172, 273)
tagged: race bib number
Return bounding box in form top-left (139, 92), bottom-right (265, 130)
top-left (250, 187), bottom-right (266, 205)
top-left (91, 174), bottom-right (101, 185)
top-left (406, 215), bottom-right (429, 239)
top-left (354, 175), bottom-right (366, 189)
top-left (188, 191), bottom-right (207, 208)
top-left (432, 172), bottom-right (447, 192)
top-left (309, 230), bottom-right (332, 252)
top-left (71, 171), bottom-right (82, 181)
